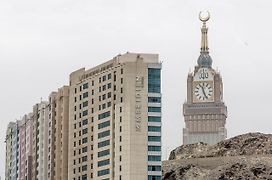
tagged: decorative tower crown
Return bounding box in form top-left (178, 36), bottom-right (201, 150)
top-left (197, 11), bottom-right (213, 68)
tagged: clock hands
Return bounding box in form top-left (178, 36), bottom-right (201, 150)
top-left (199, 84), bottom-right (208, 99)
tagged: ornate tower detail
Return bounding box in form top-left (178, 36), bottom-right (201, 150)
top-left (183, 12), bottom-right (227, 145)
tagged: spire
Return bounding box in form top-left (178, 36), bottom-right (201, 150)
top-left (200, 11), bottom-right (209, 53)
top-left (197, 11), bottom-right (213, 68)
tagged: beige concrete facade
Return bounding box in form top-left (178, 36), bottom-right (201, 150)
top-left (68, 53), bottom-right (162, 180)
top-left (5, 53), bottom-right (161, 180)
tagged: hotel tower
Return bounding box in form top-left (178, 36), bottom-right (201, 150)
top-left (68, 53), bottom-right (162, 180)
top-left (183, 13), bottom-right (228, 145)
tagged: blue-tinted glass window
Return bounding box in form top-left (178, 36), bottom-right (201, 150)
top-left (148, 107), bottom-right (161, 113)
top-left (148, 155), bottom-right (161, 161)
top-left (98, 149), bottom-right (110, 157)
top-left (148, 97), bottom-right (161, 103)
top-left (148, 146), bottom-right (161, 151)
top-left (148, 136), bottom-right (161, 142)
top-left (98, 130), bottom-right (110, 139)
top-left (98, 111), bottom-right (110, 120)
top-left (148, 126), bottom-right (161, 132)
top-left (98, 121), bottom-right (110, 129)
top-left (148, 116), bottom-right (161, 122)
top-left (148, 166), bottom-right (161, 171)
top-left (98, 140), bottom-right (110, 148)
top-left (98, 169), bottom-right (110, 176)
top-left (148, 68), bottom-right (161, 93)
top-left (98, 159), bottom-right (110, 167)
top-left (82, 174), bottom-right (87, 180)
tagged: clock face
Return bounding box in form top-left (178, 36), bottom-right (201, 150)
top-left (194, 82), bottom-right (213, 101)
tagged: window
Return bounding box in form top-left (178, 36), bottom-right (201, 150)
top-left (107, 102), bottom-right (111, 107)
top-left (148, 176), bottom-right (161, 180)
top-left (98, 130), bottom-right (110, 139)
top-left (98, 169), bottom-right (110, 177)
top-left (82, 119), bottom-right (88, 126)
top-left (82, 165), bottom-right (87, 171)
top-left (121, 68), bottom-right (123, 74)
top-left (98, 140), bottom-right (110, 148)
top-left (107, 83), bottom-right (111, 89)
top-left (98, 111), bottom-right (110, 120)
top-left (148, 155), bottom-right (161, 161)
top-left (82, 174), bottom-right (87, 180)
top-left (148, 116), bottom-right (161, 122)
top-left (148, 126), bottom-right (161, 132)
top-left (98, 149), bottom-right (110, 157)
top-left (148, 68), bottom-right (161, 93)
top-left (102, 94), bottom-right (106, 100)
top-left (74, 88), bottom-right (77, 94)
top-left (148, 136), bottom-right (161, 142)
top-left (148, 146), bottom-right (161, 151)
top-left (98, 121), bottom-right (110, 129)
top-left (82, 146), bottom-right (88, 153)
top-left (148, 97), bottom-right (161, 103)
top-left (108, 92), bottom-right (111, 98)
top-left (121, 78), bottom-right (123, 84)
top-left (102, 75), bottom-right (106, 82)
top-left (92, 80), bottom-right (94, 86)
top-left (83, 110), bottom-right (88, 116)
top-left (82, 128), bottom-right (88, 135)
top-left (108, 73), bottom-right (111, 79)
top-left (82, 156), bottom-right (87, 162)
top-left (148, 107), bottom-right (161, 113)
top-left (83, 83), bottom-right (88, 90)
top-left (98, 159), bottom-right (110, 167)
top-left (82, 137), bottom-right (88, 144)
top-left (83, 92), bottom-right (88, 98)
top-left (103, 85), bottom-right (106, 91)
top-left (83, 101), bottom-right (88, 107)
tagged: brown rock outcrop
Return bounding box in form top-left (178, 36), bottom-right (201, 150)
top-left (163, 133), bottom-right (272, 180)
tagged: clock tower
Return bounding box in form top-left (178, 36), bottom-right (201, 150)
top-left (183, 12), bottom-right (227, 145)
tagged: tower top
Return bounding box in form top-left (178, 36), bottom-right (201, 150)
top-left (197, 11), bottom-right (213, 68)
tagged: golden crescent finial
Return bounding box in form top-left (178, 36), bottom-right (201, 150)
top-left (199, 11), bottom-right (210, 22)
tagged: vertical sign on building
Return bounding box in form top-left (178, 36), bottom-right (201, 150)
top-left (135, 75), bottom-right (144, 131)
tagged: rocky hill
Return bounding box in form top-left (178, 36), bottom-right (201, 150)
top-left (162, 133), bottom-right (272, 180)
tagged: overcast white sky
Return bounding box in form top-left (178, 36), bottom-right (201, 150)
top-left (1, 0), bottom-right (272, 177)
